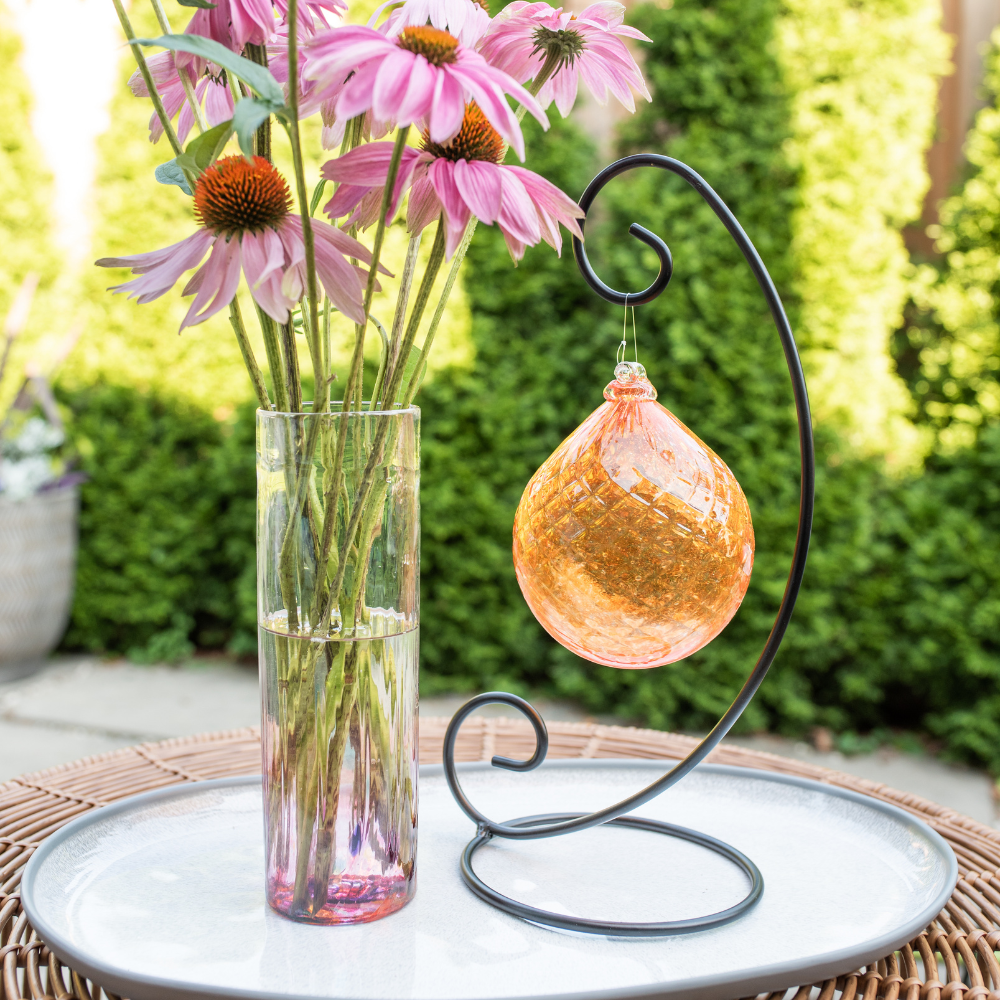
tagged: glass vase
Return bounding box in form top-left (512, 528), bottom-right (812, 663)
top-left (257, 403), bottom-right (419, 925)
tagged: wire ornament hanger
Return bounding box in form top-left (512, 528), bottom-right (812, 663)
top-left (441, 153), bottom-right (816, 936)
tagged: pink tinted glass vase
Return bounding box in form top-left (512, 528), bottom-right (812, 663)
top-left (258, 404), bottom-right (419, 924)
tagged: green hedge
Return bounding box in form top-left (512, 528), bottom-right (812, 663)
top-left (58, 0), bottom-right (1000, 776)
top-left (60, 384), bottom-right (257, 661)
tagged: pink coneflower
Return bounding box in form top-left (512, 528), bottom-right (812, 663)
top-left (370, 0), bottom-right (492, 47)
top-left (181, 0), bottom-right (344, 52)
top-left (302, 24), bottom-right (547, 160)
top-left (274, 0), bottom-right (347, 34)
top-left (96, 156), bottom-right (372, 329)
top-left (479, 1), bottom-right (650, 116)
top-left (185, 0), bottom-right (277, 52)
top-left (129, 52), bottom-right (234, 145)
top-left (322, 103), bottom-right (584, 260)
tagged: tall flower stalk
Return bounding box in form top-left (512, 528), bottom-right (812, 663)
top-left (100, 0), bottom-right (649, 922)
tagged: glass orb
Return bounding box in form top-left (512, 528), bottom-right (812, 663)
top-left (512, 364), bottom-right (754, 669)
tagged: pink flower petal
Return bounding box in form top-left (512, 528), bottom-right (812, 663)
top-left (335, 60), bottom-right (383, 120)
top-left (395, 54), bottom-right (438, 124)
top-left (320, 143), bottom-right (422, 225)
top-left (179, 236), bottom-right (242, 330)
top-left (242, 229), bottom-right (286, 291)
top-left (453, 159), bottom-right (502, 224)
top-left (497, 169), bottom-right (541, 248)
top-left (428, 68), bottom-right (466, 144)
top-left (427, 158), bottom-right (471, 257)
top-left (406, 171), bottom-right (443, 234)
top-left (97, 229), bottom-right (216, 305)
top-left (372, 47), bottom-right (418, 121)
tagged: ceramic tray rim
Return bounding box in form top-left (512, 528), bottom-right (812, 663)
top-left (21, 760), bottom-right (958, 1000)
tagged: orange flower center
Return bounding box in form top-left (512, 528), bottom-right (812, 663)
top-left (422, 103), bottom-right (505, 163)
top-left (397, 25), bottom-right (460, 66)
top-left (194, 155), bottom-right (291, 236)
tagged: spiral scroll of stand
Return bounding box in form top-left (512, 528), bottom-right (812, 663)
top-left (442, 153), bottom-right (816, 936)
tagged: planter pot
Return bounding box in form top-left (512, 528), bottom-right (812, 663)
top-left (257, 404), bottom-right (420, 925)
top-left (0, 485), bottom-right (78, 680)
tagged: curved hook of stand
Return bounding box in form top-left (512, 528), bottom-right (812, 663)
top-left (443, 693), bottom-right (549, 829)
top-left (572, 220), bottom-right (674, 306)
top-left (442, 152), bottom-right (815, 935)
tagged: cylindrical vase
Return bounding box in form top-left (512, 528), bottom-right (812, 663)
top-left (257, 403), bottom-right (419, 924)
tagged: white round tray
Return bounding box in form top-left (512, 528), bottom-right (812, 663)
top-left (21, 761), bottom-right (956, 1000)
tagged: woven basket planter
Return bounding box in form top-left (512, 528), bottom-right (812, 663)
top-left (0, 485), bottom-right (78, 674)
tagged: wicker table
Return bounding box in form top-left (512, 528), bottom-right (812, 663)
top-left (2, 719), bottom-right (1000, 1000)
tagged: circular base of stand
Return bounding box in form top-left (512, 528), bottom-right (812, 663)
top-left (461, 812), bottom-right (763, 937)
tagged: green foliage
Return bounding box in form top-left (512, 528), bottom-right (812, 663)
top-left (56, 0), bottom-right (1000, 782)
top-left (899, 28), bottom-right (1000, 452)
top-left (59, 4), bottom-right (255, 408)
top-left (419, 0), bottom-right (805, 729)
top-left (417, 0), bottom-right (1000, 778)
top-left (779, 0), bottom-right (947, 461)
top-left (0, 4), bottom-right (59, 301)
top-left (0, 2), bottom-right (62, 412)
top-left (60, 383), bottom-right (256, 660)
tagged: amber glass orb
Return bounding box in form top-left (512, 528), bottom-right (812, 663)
top-left (512, 363), bottom-right (754, 669)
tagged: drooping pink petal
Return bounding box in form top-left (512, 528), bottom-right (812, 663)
top-left (504, 163), bottom-right (584, 254)
top-left (427, 158), bottom-right (472, 257)
top-left (312, 238), bottom-right (366, 323)
top-left (242, 229), bottom-right (294, 322)
top-left (203, 78), bottom-right (236, 125)
top-left (335, 61), bottom-right (384, 119)
top-left (179, 236), bottom-right (242, 330)
top-left (452, 159), bottom-right (502, 224)
top-left (541, 65), bottom-right (575, 117)
top-left (97, 229), bottom-right (216, 305)
top-left (496, 168), bottom-right (541, 250)
top-left (406, 171), bottom-right (444, 234)
top-left (372, 48), bottom-right (418, 121)
top-left (320, 143), bottom-right (422, 225)
top-left (427, 68), bottom-right (466, 144)
top-left (272, 216), bottom-right (381, 324)
top-left (395, 55), bottom-right (438, 124)
top-left (323, 184), bottom-right (372, 223)
top-left (303, 26), bottom-right (396, 85)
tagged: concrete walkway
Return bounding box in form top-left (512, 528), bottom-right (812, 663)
top-left (2, 657), bottom-right (996, 827)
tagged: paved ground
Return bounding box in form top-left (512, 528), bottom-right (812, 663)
top-left (2, 657), bottom-right (996, 827)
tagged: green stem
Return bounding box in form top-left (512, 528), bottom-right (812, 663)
top-left (386, 233), bottom-right (422, 385)
top-left (148, 0), bottom-right (208, 135)
top-left (281, 321), bottom-right (302, 413)
top-left (321, 222), bottom-right (445, 619)
top-left (323, 297), bottom-right (332, 408)
top-left (340, 125), bottom-right (411, 420)
top-left (530, 49), bottom-right (562, 99)
top-left (229, 298), bottom-right (270, 409)
top-left (383, 221), bottom-right (445, 409)
top-left (112, 0), bottom-right (183, 157)
top-left (228, 69), bottom-right (244, 108)
top-left (244, 44), bottom-right (273, 161)
top-left (309, 659), bottom-right (357, 910)
top-left (255, 304), bottom-right (289, 413)
top-left (283, 0), bottom-right (324, 413)
top-left (370, 315), bottom-right (390, 409)
top-left (363, 126), bottom-right (410, 321)
top-left (402, 218), bottom-right (477, 405)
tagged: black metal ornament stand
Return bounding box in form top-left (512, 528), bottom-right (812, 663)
top-left (442, 154), bottom-right (816, 937)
